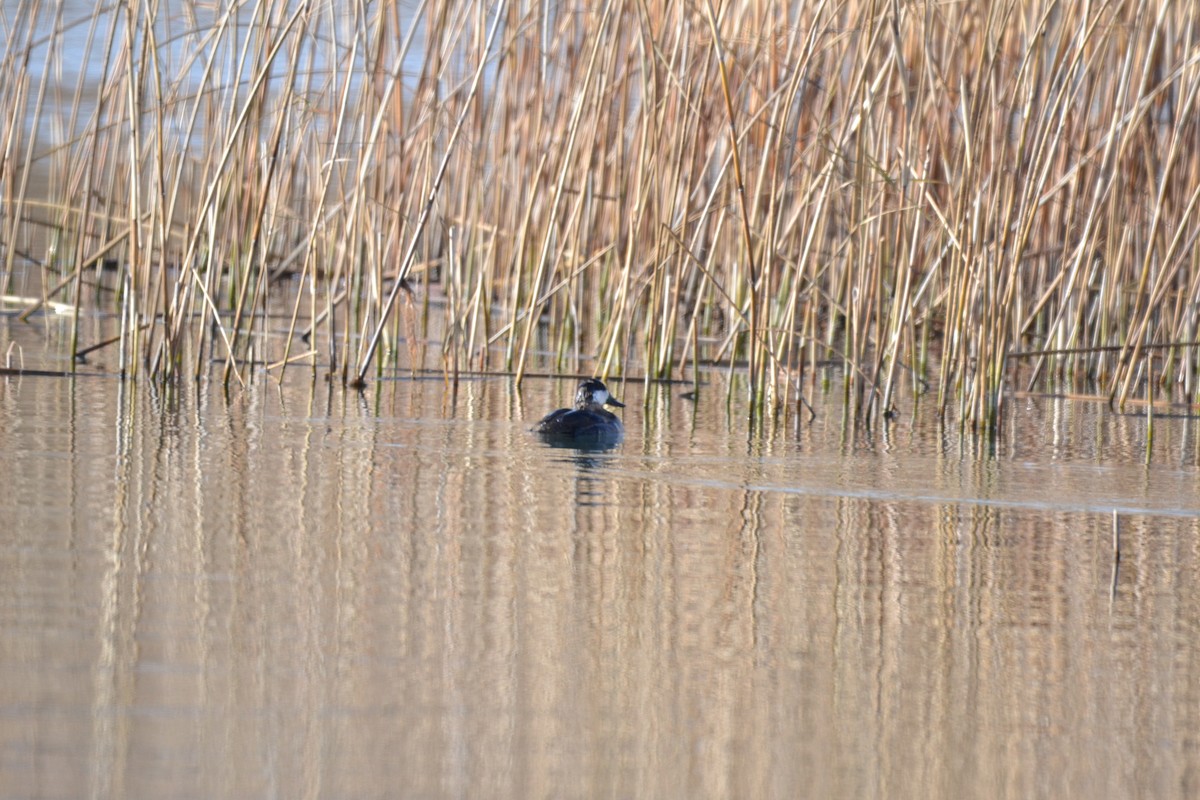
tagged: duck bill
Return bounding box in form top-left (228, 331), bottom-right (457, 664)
top-left (605, 396), bottom-right (625, 408)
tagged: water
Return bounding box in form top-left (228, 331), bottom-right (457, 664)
top-left (2, 325), bottom-right (1199, 798)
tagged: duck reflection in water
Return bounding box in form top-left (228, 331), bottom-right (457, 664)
top-left (533, 379), bottom-right (625, 447)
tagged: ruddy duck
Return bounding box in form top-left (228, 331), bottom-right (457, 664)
top-left (533, 379), bottom-right (625, 441)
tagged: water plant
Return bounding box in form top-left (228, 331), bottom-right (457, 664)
top-left (2, 0), bottom-right (1198, 430)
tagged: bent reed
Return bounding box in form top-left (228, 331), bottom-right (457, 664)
top-left (2, 0), bottom-right (1199, 429)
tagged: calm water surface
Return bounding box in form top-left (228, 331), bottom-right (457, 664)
top-left (2, 334), bottom-right (1200, 798)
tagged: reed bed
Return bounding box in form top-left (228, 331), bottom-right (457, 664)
top-left (2, 0), bottom-right (1199, 428)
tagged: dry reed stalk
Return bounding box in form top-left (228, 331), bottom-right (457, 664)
top-left (2, 0), bottom-right (1199, 430)
top-left (512, 0), bottom-right (615, 385)
top-left (351, 0), bottom-right (507, 388)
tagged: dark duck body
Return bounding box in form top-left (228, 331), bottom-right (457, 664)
top-left (533, 379), bottom-right (625, 441)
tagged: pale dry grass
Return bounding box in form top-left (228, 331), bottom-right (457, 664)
top-left (2, 0), bottom-right (1199, 428)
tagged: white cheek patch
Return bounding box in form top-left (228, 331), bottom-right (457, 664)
top-left (593, 389), bottom-right (609, 405)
